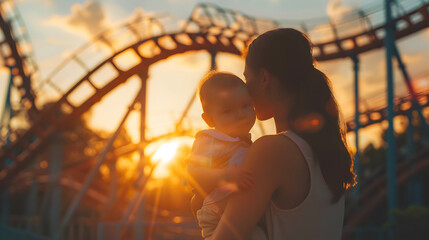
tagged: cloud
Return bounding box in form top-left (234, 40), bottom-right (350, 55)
top-left (15, 0), bottom-right (52, 6)
top-left (43, 0), bottom-right (53, 7)
top-left (326, 0), bottom-right (353, 22)
top-left (402, 53), bottom-right (424, 64)
top-left (42, 1), bottom-right (110, 39)
top-left (126, 7), bottom-right (155, 22)
top-left (41, 2), bottom-right (156, 48)
top-left (168, 0), bottom-right (194, 3)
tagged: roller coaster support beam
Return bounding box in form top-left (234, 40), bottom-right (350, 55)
top-left (384, 0), bottom-right (398, 225)
top-left (392, 43), bottom-right (429, 143)
top-left (0, 66), bottom-right (14, 143)
top-left (106, 160), bottom-right (117, 210)
top-left (54, 88), bottom-right (144, 240)
top-left (0, 66), bottom-right (14, 227)
top-left (0, 176), bottom-right (9, 227)
top-left (118, 150), bottom-right (160, 240)
top-left (136, 71), bottom-right (148, 240)
top-left (351, 54), bottom-right (361, 198)
top-left (138, 71), bottom-right (148, 155)
top-left (0, 67), bottom-right (13, 145)
top-left (406, 112), bottom-right (422, 205)
top-left (49, 133), bottom-right (62, 237)
top-left (210, 50), bottom-right (217, 70)
top-left (26, 158), bottom-right (39, 231)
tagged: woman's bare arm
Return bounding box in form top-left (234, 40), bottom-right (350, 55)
top-left (187, 163), bottom-right (255, 197)
top-left (207, 135), bottom-right (288, 240)
top-left (187, 164), bottom-right (227, 196)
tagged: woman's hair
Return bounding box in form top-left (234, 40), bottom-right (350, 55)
top-left (245, 28), bottom-right (356, 203)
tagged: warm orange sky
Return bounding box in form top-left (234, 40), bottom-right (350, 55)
top-left (0, 0), bottom-right (428, 151)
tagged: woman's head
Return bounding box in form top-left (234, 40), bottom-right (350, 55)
top-left (245, 28), bottom-right (314, 80)
top-left (244, 28), bottom-right (315, 120)
top-left (244, 28), bottom-right (356, 202)
top-left (244, 28), bottom-right (318, 122)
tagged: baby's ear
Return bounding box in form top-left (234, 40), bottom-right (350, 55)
top-left (201, 112), bottom-right (215, 127)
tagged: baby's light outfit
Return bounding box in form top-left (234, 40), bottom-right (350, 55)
top-left (187, 129), bottom-right (266, 239)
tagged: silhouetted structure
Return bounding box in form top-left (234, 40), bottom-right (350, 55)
top-left (0, 0), bottom-right (428, 239)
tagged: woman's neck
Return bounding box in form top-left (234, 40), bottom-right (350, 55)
top-left (274, 119), bottom-right (290, 133)
top-left (273, 99), bottom-right (291, 133)
top-left (268, 77), bottom-right (292, 133)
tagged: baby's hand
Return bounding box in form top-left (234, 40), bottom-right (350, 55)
top-left (225, 164), bottom-right (254, 190)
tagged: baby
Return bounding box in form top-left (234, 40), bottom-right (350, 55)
top-left (186, 71), bottom-right (266, 239)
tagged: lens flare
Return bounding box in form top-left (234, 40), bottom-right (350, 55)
top-left (151, 141), bottom-right (180, 178)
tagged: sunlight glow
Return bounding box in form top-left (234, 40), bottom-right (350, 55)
top-left (151, 140), bottom-right (180, 178)
top-left (418, 79), bottom-right (428, 87)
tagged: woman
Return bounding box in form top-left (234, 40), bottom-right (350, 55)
top-left (207, 28), bottom-right (356, 240)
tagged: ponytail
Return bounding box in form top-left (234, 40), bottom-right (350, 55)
top-left (289, 68), bottom-right (356, 202)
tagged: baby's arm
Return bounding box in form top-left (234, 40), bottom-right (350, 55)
top-left (186, 133), bottom-right (254, 196)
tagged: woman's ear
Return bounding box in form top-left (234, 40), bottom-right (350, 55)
top-left (201, 112), bottom-right (215, 127)
top-left (261, 69), bottom-right (270, 88)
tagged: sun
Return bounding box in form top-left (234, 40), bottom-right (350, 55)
top-left (150, 140), bottom-right (180, 179)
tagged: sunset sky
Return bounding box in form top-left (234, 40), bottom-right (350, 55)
top-left (0, 0), bottom-right (428, 150)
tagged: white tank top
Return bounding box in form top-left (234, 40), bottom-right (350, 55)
top-left (263, 131), bottom-right (345, 240)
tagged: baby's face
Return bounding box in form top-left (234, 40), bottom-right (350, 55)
top-left (208, 86), bottom-right (256, 138)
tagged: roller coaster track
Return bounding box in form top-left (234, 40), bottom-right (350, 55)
top-left (0, 0), bottom-right (39, 117)
top-left (0, 0), bottom-right (428, 210)
top-left (346, 89), bottom-right (429, 132)
top-left (187, 1), bottom-right (429, 60)
top-left (0, 30), bottom-right (249, 186)
top-left (312, 1), bottom-right (429, 61)
top-left (343, 148), bottom-right (429, 235)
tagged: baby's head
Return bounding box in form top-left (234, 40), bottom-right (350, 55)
top-left (199, 72), bottom-right (256, 139)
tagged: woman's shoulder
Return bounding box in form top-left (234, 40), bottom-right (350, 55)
top-left (252, 133), bottom-right (301, 154)
top-left (246, 133), bottom-right (303, 167)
